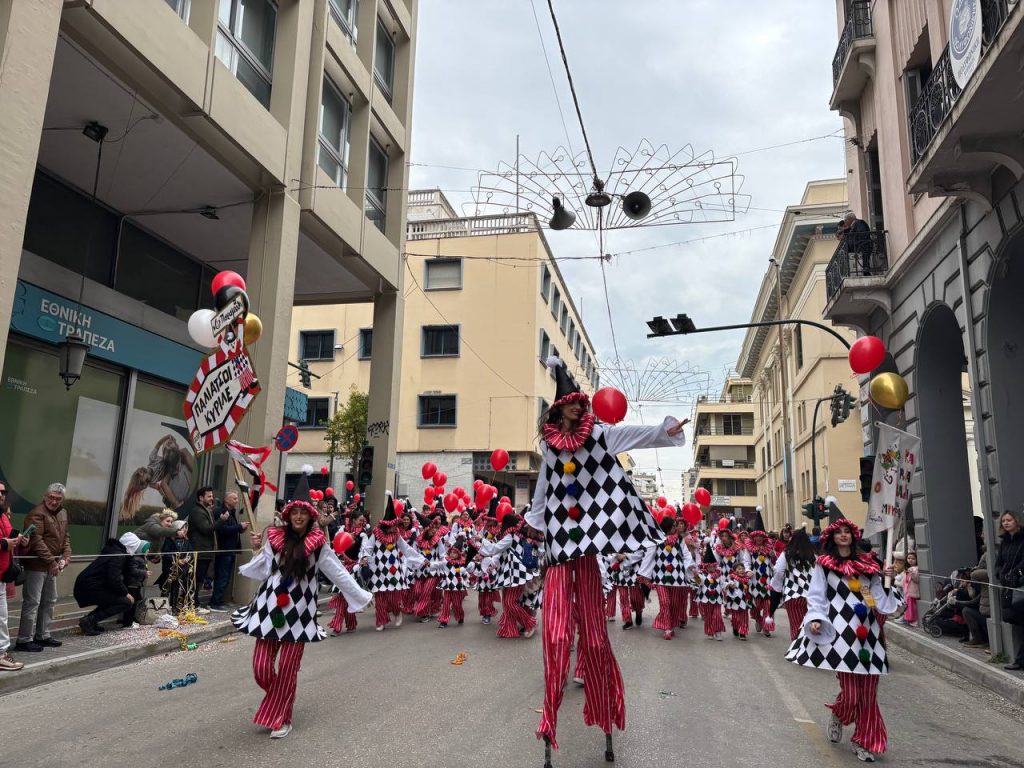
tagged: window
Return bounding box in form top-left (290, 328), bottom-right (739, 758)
top-left (116, 223), bottom-right (203, 321)
top-left (318, 78), bottom-right (351, 189)
top-left (724, 480), bottom-right (755, 497)
top-left (373, 18), bottom-right (395, 102)
top-left (551, 288), bottom-right (561, 321)
top-left (794, 324), bottom-right (804, 369)
top-left (358, 328), bottom-right (373, 360)
top-left (766, 440), bottom-right (772, 466)
top-left (216, 0), bottom-right (277, 108)
top-left (301, 397), bottom-right (330, 428)
top-left (568, 323), bottom-right (576, 348)
top-left (329, 0), bottom-right (358, 45)
top-left (761, 446), bottom-right (766, 471)
top-left (422, 325), bottom-right (460, 357)
top-left (164, 0), bottom-right (191, 21)
top-left (574, 338), bottom-right (582, 362)
top-left (365, 137), bottom-right (388, 232)
top-left (538, 397), bottom-right (550, 421)
top-left (560, 305), bottom-right (569, 334)
top-left (541, 266), bottom-right (551, 302)
top-left (424, 258), bottom-right (462, 290)
top-left (722, 414), bottom-right (743, 435)
top-left (539, 329), bottom-right (551, 361)
top-left (418, 395), bottom-right (456, 427)
top-left (300, 330), bottom-right (335, 361)
top-left (549, 346), bottom-right (559, 377)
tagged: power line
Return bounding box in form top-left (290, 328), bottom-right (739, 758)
top-left (529, 0), bottom-right (577, 160)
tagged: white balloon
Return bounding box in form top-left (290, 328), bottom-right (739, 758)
top-left (187, 309), bottom-right (217, 348)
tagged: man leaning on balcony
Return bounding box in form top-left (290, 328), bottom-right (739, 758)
top-left (839, 212), bottom-right (873, 277)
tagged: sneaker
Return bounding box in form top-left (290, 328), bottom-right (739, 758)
top-left (715, 632), bottom-right (723, 641)
top-left (481, 616), bottom-right (491, 625)
top-left (34, 637), bottom-right (62, 648)
top-left (269, 723), bottom-right (292, 739)
top-left (14, 641), bottom-right (43, 653)
top-left (853, 745), bottom-right (875, 762)
top-left (457, 619), bottom-right (464, 625)
top-left (524, 627), bottom-right (535, 639)
top-left (375, 625), bottom-right (385, 632)
top-left (827, 713), bottom-right (843, 743)
top-left (739, 634), bottom-right (747, 641)
top-left (1004, 662), bottom-right (1023, 671)
top-left (417, 616), bottom-right (431, 623)
top-left (662, 630), bottom-right (674, 640)
top-left (621, 621), bottom-right (633, 630)
top-left (733, 629), bottom-right (739, 638)
top-left (438, 622), bottom-right (448, 629)
top-left (195, 607), bottom-right (211, 615)
top-left (0, 653), bottom-right (24, 671)
top-left (78, 618), bottom-right (101, 637)
top-left (208, 605), bottom-right (229, 612)
top-left (572, 676), bottom-right (585, 686)
top-left (395, 614), bottom-right (403, 628)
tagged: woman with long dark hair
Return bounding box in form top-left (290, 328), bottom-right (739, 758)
top-left (770, 527), bottom-right (816, 640)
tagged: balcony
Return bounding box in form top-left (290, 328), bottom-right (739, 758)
top-left (825, 229), bottom-right (889, 304)
top-left (407, 213), bottom-right (538, 241)
top-left (695, 426), bottom-right (754, 437)
top-left (908, 0), bottom-right (1023, 201)
top-left (830, 1), bottom-right (875, 110)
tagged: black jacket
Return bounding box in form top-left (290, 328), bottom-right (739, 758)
top-left (995, 528), bottom-right (1024, 588)
top-left (214, 504), bottom-right (244, 552)
top-left (73, 539), bottom-right (130, 605)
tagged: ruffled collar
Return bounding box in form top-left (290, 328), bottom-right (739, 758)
top-left (817, 552), bottom-right (882, 578)
top-left (746, 539), bottom-right (775, 558)
top-left (730, 571), bottom-right (750, 584)
top-left (417, 526), bottom-right (450, 551)
top-left (663, 534), bottom-right (679, 548)
top-left (714, 539), bottom-right (742, 559)
top-left (373, 525), bottom-right (402, 545)
top-left (542, 412), bottom-right (596, 452)
top-left (266, 526), bottom-right (326, 558)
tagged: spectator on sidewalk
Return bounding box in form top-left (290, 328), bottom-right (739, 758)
top-left (210, 491), bottom-right (247, 611)
top-left (73, 534), bottom-right (148, 635)
top-left (187, 486), bottom-right (216, 614)
top-left (959, 555), bottom-right (989, 647)
top-left (0, 481), bottom-right (27, 670)
top-left (16, 483), bottom-right (72, 653)
top-left (133, 508), bottom-right (177, 545)
top-left (995, 510), bottom-right (1024, 671)
top-left (118, 532), bottom-right (151, 628)
top-left (167, 520), bottom-right (194, 613)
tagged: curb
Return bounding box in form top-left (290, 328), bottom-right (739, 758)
top-left (887, 623), bottom-right (1024, 707)
top-left (0, 620), bottom-right (238, 698)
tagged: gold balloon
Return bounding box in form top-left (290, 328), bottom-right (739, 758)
top-left (869, 372), bottom-right (909, 410)
top-left (243, 313), bottom-right (262, 345)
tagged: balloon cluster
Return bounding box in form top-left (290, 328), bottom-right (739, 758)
top-left (186, 270), bottom-right (262, 348)
top-left (848, 336), bottom-right (909, 410)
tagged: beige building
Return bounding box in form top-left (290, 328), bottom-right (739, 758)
top-left (0, 0), bottom-right (417, 582)
top-left (680, 467), bottom-right (698, 504)
top-left (289, 190), bottom-right (600, 508)
top-left (738, 180), bottom-right (860, 532)
top-left (630, 471), bottom-right (659, 502)
top-left (691, 377), bottom-right (758, 524)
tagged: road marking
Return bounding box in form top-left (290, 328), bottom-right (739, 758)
top-left (794, 718), bottom-right (816, 724)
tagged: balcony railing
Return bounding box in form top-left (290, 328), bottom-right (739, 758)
top-left (909, 0), bottom-right (1014, 166)
top-left (695, 425), bottom-right (755, 436)
top-left (825, 228), bottom-right (888, 303)
top-left (696, 394), bottom-right (753, 404)
top-left (407, 213), bottom-right (538, 240)
top-left (697, 460), bottom-right (757, 470)
top-left (832, 0), bottom-right (872, 85)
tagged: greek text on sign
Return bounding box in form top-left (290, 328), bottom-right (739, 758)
top-left (949, 0), bottom-right (982, 89)
top-left (211, 295), bottom-right (247, 340)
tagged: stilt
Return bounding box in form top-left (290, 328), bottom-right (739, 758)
top-left (543, 737), bottom-right (553, 768)
top-left (605, 733), bottom-right (615, 762)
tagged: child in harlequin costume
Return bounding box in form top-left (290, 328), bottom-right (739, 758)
top-left (477, 503), bottom-right (537, 639)
top-left (684, 529), bottom-right (702, 620)
top-left (638, 512), bottom-right (697, 640)
top-left (745, 529), bottom-right (777, 637)
top-left (695, 545), bottom-right (726, 640)
top-left (327, 535), bottom-right (363, 635)
top-left (437, 537), bottom-right (470, 628)
top-left (518, 523), bottom-right (546, 615)
top-left (607, 549), bottom-right (645, 627)
top-left (724, 562), bottom-right (752, 639)
top-left (473, 505), bottom-right (501, 624)
top-left (713, 527), bottom-right (751, 579)
top-left (526, 356), bottom-right (687, 766)
top-left (786, 518), bottom-right (902, 763)
top-left (232, 479), bottom-right (371, 739)
top-left (601, 554), bottom-right (617, 622)
top-left (413, 511), bottom-right (450, 621)
top-left (358, 493), bottom-right (427, 631)
top-left (770, 527), bottom-right (816, 640)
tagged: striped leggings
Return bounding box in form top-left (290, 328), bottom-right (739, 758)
top-left (414, 576), bottom-right (440, 618)
top-left (439, 590), bottom-right (466, 624)
top-left (827, 672), bottom-right (887, 754)
top-left (478, 589), bottom-right (498, 618)
top-left (653, 586), bottom-right (686, 631)
top-left (497, 585), bottom-right (536, 638)
top-left (327, 594), bottom-right (357, 633)
top-left (699, 602), bottom-right (725, 636)
top-left (729, 609), bottom-right (749, 636)
top-left (251, 639), bottom-right (305, 730)
top-left (616, 586), bottom-right (644, 622)
top-left (784, 597), bottom-right (808, 641)
top-left (537, 556), bottom-right (625, 750)
top-left (374, 589), bottom-right (403, 628)
top-left (605, 588), bottom-right (616, 618)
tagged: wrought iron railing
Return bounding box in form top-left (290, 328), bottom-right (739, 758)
top-left (825, 228), bottom-right (889, 303)
top-left (832, 0), bottom-right (873, 85)
top-left (910, 0), bottom-right (1015, 165)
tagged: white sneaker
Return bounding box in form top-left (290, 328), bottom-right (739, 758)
top-left (196, 607), bottom-right (211, 615)
top-left (572, 676), bottom-right (584, 686)
top-left (270, 723), bottom-right (292, 739)
top-left (853, 745), bottom-right (875, 762)
top-left (395, 614), bottom-right (403, 628)
top-left (715, 633), bottom-right (723, 642)
top-left (375, 625), bottom-right (384, 632)
top-left (828, 713), bottom-right (843, 743)
top-left (524, 627), bottom-right (535, 639)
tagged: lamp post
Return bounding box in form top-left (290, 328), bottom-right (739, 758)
top-left (768, 258), bottom-right (796, 526)
top-left (58, 331), bottom-right (89, 390)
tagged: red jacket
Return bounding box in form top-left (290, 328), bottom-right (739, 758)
top-left (0, 511), bottom-right (13, 574)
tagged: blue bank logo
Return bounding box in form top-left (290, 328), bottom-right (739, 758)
top-left (37, 315), bottom-right (58, 333)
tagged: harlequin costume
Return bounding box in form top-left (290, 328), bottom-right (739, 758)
top-left (232, 485), bottom-right (371, 738)
top-left (606, 550), bottom-right (645, 627)
top-left (437, 542), bottom-right (470, 627)
top-left (413, 514), bottom-right (450, 620)
top-left (785, 518), bottom-right (903, 761)
top-left (713, 533), bottom-right (751, 579)
top-left (327, 536), bottom-right (363, 635)
top-left (684, 530), bottom-right (702, 619)
top-left (473, 507), bottom-right (502, 623)
top-left (399, 511), bottom-right (421, 615)
top-left (638, 519), bottom-right (696, 640)
top-left (525, 356), bottom-right (685, 764)
top-left (601, 554), bottom-right (618, 621)
top-left (695, 546), bottom-right (726, 639)
top-left (478, 504), bottom-right (537, 639)
top-left (358, 493), bottom-right (426, 630)
top-left (724, 569), bottom-right (752, 639)
top-left (770, 543), bottom-right (814, 641)
top-left (745, 530), bottom-right (777, 637)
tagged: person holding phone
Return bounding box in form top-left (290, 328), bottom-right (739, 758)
top-left (0, 482), bottom-right (28, 670)
top-left (16, 483), bottom-right (72, 653)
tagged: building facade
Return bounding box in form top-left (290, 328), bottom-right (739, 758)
top-left (680, 467), bottom-right (698, 504)
top-left (738, 181), bottom-right (862, 533)
top-left (289, 190), bottom-right (600, 508)
top-left (0, 0), bottom-right (417, 585)
top-left (630, 471), bottom-right (659, 502)
top-left (691, 377), bottom-right (758, 525)
top-left (824, 0), bottom-right (1021, 627)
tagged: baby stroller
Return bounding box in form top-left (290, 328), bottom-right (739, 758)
top-left (920, 568), bottom-right (971, 638)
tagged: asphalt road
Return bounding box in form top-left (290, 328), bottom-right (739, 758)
top-left (2, 599), bottom-right (1023, 768)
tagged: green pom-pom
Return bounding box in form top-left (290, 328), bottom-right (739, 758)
top-left (270, 610), bottom-right (286, 629)
top-left (858, 648), bottom-right (872, 664)
top-left (568, 527), bottom-right (584, 543)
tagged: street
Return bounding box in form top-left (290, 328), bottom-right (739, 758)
top-left (3, 601), bottom-right (1023, 768)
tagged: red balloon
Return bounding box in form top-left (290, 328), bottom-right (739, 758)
top-left (435, 486), bottom-right (445, 497)
top-left (657, 495), bottom-right (667, 508)
top-left (325, 487), bottom-right (335, 497)
top-left (849, 335), bottom-right (886, 374)
top-left (422, 462), bottom-right (438, 481)
top-left (681, 502), bottom-right (703, 526)
top-left (353, 493), bottom-right (361, 503)
top-left (424, 490), bottom-right (433, 505)
top-left (694, 487), bottom-right (712, 507)
top-left (211, 270), bottom-right (246, 295)
top-left (458, 502), bottom-right (466, 512)
top-left (496, 501), bottom-right (514, 522)
top-left (309, 490), bottom-right (321, 502)
top-left (592, 387), bottom-right (628, 424)
top-left (490, 448), bottom-right (510, 472)
top-left (499, 496), bottom-right (510, 506)
top-left (718, 518), bottom-right (730, 530)
top-left (443, 493), bottom-right (459, 513)
top-left (345, 480), bottom-right (355, 492)
top-left (473, 479), bottom-right (484, 490)
top-left (332, 531), bottom-right (354, 556)
top-left (661, 506), bottom-right (676, 519)
top-left (424, 486), bottom-right (436, 501)
top-left (433, 471), bottom-right (447, 487)
top-left (454, 487), bottom-right (466, 499)
top-left (652, 508), bottom-right (664, 525)
top-left (394, 500), bottom-right (406, 516)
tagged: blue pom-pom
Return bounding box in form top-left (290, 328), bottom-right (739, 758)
top-left (566, 482), bottom-right (583, 498)
top-left (853, 602), bottom-right (869, 619)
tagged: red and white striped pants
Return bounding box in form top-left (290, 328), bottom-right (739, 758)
top-left (616, 586), bottom-right (643, 622)
top-left (750, 595), bottom-right (772, 627)
top-left (374, 589), bottom-right (403, 628)
top-left (439, 590), bottom-right (466, 624)
top-left (653, 585), bottom-right (686, 630)
top-left (537, 556), bottom-right (625, 750)
top-left (414, 576), bottom-right (440, 618)
top-left (729, 609), bottom-right (749, 636)
top-left (327, 594), bottom-right (357, 633)
top-left (700, 602), bottom-right (725, 636)
top-left (784, 597), bottom-right (808, 641)
top-left (827, 672), bottom-right (887, 754)
top-left (688, 588), bottom-right (700, 617)
top-left (605, 588), bottom-right (617, 618)
top-left (497, 585), bottom-right (536, 638)
top-left (251, 638), bottom-right (305, 730)
top-left (401, 586), bottom-right (417, 614)
top-left (478, 589), bottom-right (498, 618)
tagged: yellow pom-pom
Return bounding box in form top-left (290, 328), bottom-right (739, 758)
top-left (865, 596), bottom-right (876, 608)
top-left (848, 578), bottom-right (861, 592)
top-left (564, 461), bottom-right (577, 474)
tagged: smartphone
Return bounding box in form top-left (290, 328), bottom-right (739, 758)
top-left (21, 524), bottom-right (35, 538)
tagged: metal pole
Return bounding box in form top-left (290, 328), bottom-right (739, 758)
top-left (647, 318), bottom-right (852, 349)
top-left (811, 397), bottom-right (824, 501)
top-left (772, 259), bottom-right (796, 526)
top-left (329, 391), bottom-right (339, 482)
top-left (515, 134), bottom-right (520, 214)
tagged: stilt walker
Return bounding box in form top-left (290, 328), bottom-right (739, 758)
top-left (232, 475), bottom-right (371, 739)
top-left (770, 527), bottom-right (815, 640)
top-left (696, 545), bottom-right (726, 640)
top-left (526, 356), bottom-right (687, 766)
top-left (745, 529), bottom-right (777, 637)
top-left (358, 493), bottom-right (426, 631)
top-left (785, 518), bottom-right (902, 763)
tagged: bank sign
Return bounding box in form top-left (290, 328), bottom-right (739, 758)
top-left (949, 0), bottom-right (982, 89)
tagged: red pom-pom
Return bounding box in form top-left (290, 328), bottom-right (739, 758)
top-left (276, 593), bottom-right (291, 608)
top-left (855, 625), bottom-right (869, 640)
top-left (567, 505), bottom-right (582, 521)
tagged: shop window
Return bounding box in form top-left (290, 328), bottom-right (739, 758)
top-left (300, 397), bottom-right (331, 428)
top-left (365, 138), bottom-right (388, 232)
top-left (115, 223), bottom-right (202, 321)
top-left (300, 330), bottom-right (335, 361)
top-left (422, 325), bottom-right (460, 357)
top-left (424, 258), bottom-right (462, 290)
top-left (216, 0), bottom-right (277, 108)
top-left (373, 17), bottom-right (395, 102)
top-left (318, 77), bottom-right (352, 189)
top-left (418, 395), bottom-right (456, 427)
top-left (358, 328), bottom-right (373, 359)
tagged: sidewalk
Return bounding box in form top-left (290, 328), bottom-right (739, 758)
top-left (886, 622), bottom-right (1024, 708)
top-left (0, 610), bottom-right (238, 697)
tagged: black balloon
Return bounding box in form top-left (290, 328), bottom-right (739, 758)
top-left (214, 285), bottom-right (249, 314)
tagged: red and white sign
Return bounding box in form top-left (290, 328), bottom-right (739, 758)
top-left (183, 319), bottom-right (260, 454)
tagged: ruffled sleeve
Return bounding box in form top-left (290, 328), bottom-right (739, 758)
top-left (479, 534), bottom-right (513, 558)
top-left (398, 536), bottom-right (427, 570)
top-left (870, 573), bottom-right (904, 616)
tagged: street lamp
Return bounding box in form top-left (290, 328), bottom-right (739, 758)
top-left (58, 331), bottom-right (89, 390)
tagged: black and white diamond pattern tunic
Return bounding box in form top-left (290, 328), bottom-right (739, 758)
top-left (358, 533), bottom-right (427, 593)
top-left (769, 552), bottom-right (813, 602)
top-left (785, 564), bottom-right (903, 675)
top-left (232, 540), bottom-right (371, 643)
top-left (747, 549), bottom-right (776, 599)
top-left (607, 550), bottom-right (644, 587)
top-left (638, 539), bottom-right (695, 587)
top-left (479, 533), bottom-right (531, 588)
top-left (438, 559), bottom-right (469, 591)
top-left (724, 578), bottom-right (751, 612)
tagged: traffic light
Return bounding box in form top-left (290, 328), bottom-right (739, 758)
top-left (802, 500), bottom-right (816, 520)
top-left (358, 444), bottom-right (374, 487)
top-left (859, 455), bottom-right (875, 502)
top-left (802, 496), bottom-right (827, 524)
top-left (841, 391), bottom-right (855, 421)
top-left (299, 359), bottom-right (312, 389)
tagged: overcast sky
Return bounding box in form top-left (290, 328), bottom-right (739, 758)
top-left (408, 1), bottom-right (846, 501)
